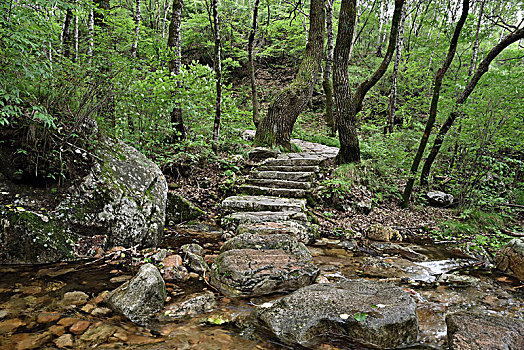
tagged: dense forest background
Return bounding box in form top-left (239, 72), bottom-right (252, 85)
top-left (1, 0), bottom-right (523, 248)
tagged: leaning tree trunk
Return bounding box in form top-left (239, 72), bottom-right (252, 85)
top-left (322, 0), bottom-right (335, 134)
top-left (168, 0), bottom-right (185, 141)
top-left (419, 26), bottom-right (524, 186)
top-left (253, 0), bottom-right (325, 149)
top-left (248, 0), bottom-right (261, 127)
top-left (401, 0), bottom-right (470, 208)
top-left (387, 2), bottom-right (407, 133)
top-left (334, 0), bottom-right (404, 164)
top-left (211, 0), bottom-right (222, 153)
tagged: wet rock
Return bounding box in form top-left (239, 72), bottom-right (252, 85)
top-left (48, 325), bottom-right (66, 336)
top-left (210, 249), bottom-right (319, 297)
top-left (163, 265), bottom-right (189, 281)
top-left (161, 291), bottom-right (216, 320)
top-left (236, 221), bottom-right (315, 244)
top-left (15, 332), bottom-right (53, 350)
top-left (446, 311), bottom-right (524, 350)
top-left (181, 243), bottom-right (204, 256)
top-left (61, 291), bottom-right (89, 307)
top-left (166, 192), bottom-right (205, 226)
top-left (220, 233), bottom-right (312, 261)
top-left (248, 147), bottom-right (279, 162)
top-left (109, 275), bottom-right (132, 284)
top-left (90, 307), bottom-right (112, 317)
top-left (366, 224), bottom-right (402, 242)
top-left (360, 257), bottom-right (405, 278)
top-left (69, 320), bottom-right (91, 335)
top-left (0, 318), bottom-right (25, 334)
top-left (57, 138), bottom-right (168, 248)
top-left (495, 238), bottom-right (524, 281)
top-left (79, 323), bottom-right (116, 343)
top-left (0, 206), bottom-right (76, 264)
top-left (57, 318), bottom-right (79, 327)
top-left (249, 280), bottom-right (418, 348)
top-left (36, 312), bottom-right (61, 323)
top-left (184, 252), bottom-right (209, 274)
top-left (370, 242), bottom-right (428, 262)
top-left (54, 333), bottom-right (74, 348)
top-left (427, 191), bottom-right (454, 207)
top-left (104, 263), bottom-right (166, 326)
top-left (436, 273), bottom-right (480, 286)
top-left (0, 309), bottom-right (8, 320)
top-left (338, 240), bottom-right (358, 251)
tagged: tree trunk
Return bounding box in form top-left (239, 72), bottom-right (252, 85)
top-left (73, 0), bottom-right (78, 62)
top-left (387, 2), bottom-right (407, 133)
top-left (131, 0), bottom-right (141, 57)
top-left (468, 0), bottom-right (485, 77)
top-left (61, 8), bottom-right (73, 58)
top-left (211, 0), bottom-right (222, 153)
top-left (376, 0), bottom-right (389, 57)
top-left (253, 0), bottom-right (325, 149)
top-left (419, 26), bottom-right (524, 185)
top-left (248, 0), bottom-right (261, 127)
top-left (168, 0), bottom-right (185, 141)
top-left (88, 8), bottom-right (94, 58)
top-left (401, 0), bottom-right (470, 208)
top-left (335, 0), bottom-right (405, 164)
top-left (322, 0), bottom-right (335, 134)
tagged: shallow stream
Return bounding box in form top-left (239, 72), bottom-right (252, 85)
top-left (1, 225), bottom-right (523, 349)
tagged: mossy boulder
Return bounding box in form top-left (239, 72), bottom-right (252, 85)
top-left (57, 138), bottom-right (168, 248)
top-left (0, 206), bottom-right (76, 264)
top-left (165, 192), bottom-right (205, 225)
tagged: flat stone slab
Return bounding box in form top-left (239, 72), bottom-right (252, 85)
top-left (220, 233), bottom-right (312, 261)
top-left (249, 280), bottom-right (418, 348)
top-left (252, 170), bottom-right (314, 182)
top-left (221, 211), bottom-right (308, 231)
top-left (222, 196), bottom-right (306, 213)
top-left (446, 311), bottom-right (524, 350)
top-left (259, 165), bottom-right (320, 173)
top-left (210, 249), bottom-right (319, 297)
top-left (262, 158), bottom-right (323, 167)
top-left (236, 221), bottom-right (314, 244)
top-left (239, 185), bottom-right (307, 198)
top-left (245, 178), bottom-right (311, 190)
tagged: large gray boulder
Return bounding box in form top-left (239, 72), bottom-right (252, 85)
top-left (57, 138), bottom-right (168, 248)
top-left (446, 311), bottom-right (524, 350)
top-left (495, 238), bottom-right (524, 281)
top-left (427, 191), bottom-right (454, 207)
top-left (220, 233), bottom-right (312, 261)
top-left (210, 249), bottom-right (319, 297)
top-left (104, 263), bottom-right (166, 326)
top-left (249, 280), bottom-right (419, 348)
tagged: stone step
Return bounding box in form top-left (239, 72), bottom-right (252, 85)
top-left (222, 195), bottom-right (306, 213)
top-left (221, 211), bottom-right (308, 231)
top-left (236, 221), bottom-right (314, 244)
top-left (239, 185), bottom-right (307, 198)
top-left (245, 178), bottom-right (311, 190)
top-left (210, 249), bottom-right (319, 297)
top-left (259, 165), bottom-right (320, 173)
top-left (252, 171), bottom-right (314, 182)
top-left (263, 157), bottom-right (324, 167)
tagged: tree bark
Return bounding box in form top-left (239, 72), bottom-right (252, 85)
top-left (73, 0), bottom-right (78, 62)
top-left (131, 0), bottom-right (141, 57)
top-left (253, 0), bottom-right (325, 149)
top-left (61, 8), bottom-right (73, 58)
top-left (88, 8), bottom-right (94, 58)
top-left (468, 0), bottom-right (485, 77)
top-left (387, 2), bottom-right (407, 133)
top-left (401, 0), bottom-right (470, 208)
top-left (419, 26), bottom-right (524, 186)
top-left (376, 0), bottom-right (389, 57)
top-left (322, 0), bottom-right (335, 134)
top-left (211, 0), bottom-right (222, 153)
top-left (248, 0), bottom-right (261, 127)
top-left (168, 0), bottom-right (185, 141)
top-left (334, 0), bottom-right (405, 164)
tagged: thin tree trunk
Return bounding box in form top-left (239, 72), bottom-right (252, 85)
top-left (322, 0), bottom-right (335, 134)
top-left (168, 0), bottom-right (185, 141)
top-left (162, 0), bottom-right (170, 38)
top-left (376, 0), bottom-right (389, 57)
top-left (401, 0), bottom-right (470, 208)
top-left (131, 0), bottom-right (141, 57)
top-left (211, 0), bottom-right (222, 153)
top-left (468, 0), bottom-right (484, 76)
top-left (253, 0), bottom-right (325, 149)
top-left (88, 8), bottom-right (94, 58)
top-left (335, 0), bottom-right (405, 164)
top-left (248, 0), bottom-right (261, 127)
top-left (420, 26), bottom-right (524, 186)
top-left (387, 2), bottom-right (407, 133)
top-left (61, 8), bottom-right (73, 58)
top-left (73, 0), bottom-right (78, 62)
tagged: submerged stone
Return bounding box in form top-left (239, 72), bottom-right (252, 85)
top-left (249, 280), bottom-right (418, 348)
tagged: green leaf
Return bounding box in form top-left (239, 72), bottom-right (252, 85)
top-left (353, 312), bottom-right (368, 322)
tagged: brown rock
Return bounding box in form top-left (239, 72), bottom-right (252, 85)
top-left (54, 333), bottom-right (74, 348)
top-left (0, 318), bottom-right (26, 334)
top-left (48, 325), bottom-right (66, 336)
top-left (161, 254), bottom-right (183, 267)
top-left (90, 307), bottom-right (112, 317)
top-left (80, 303), bottom-right (95, 314)
top-left (495, 239), bottom-right (524, 281)
top-left (367, 224), bottom-right (402, 242)
top-left (94, 290), bottom-right (109, 305)
top-left (36, 312), bottom-right (61, 324)
top-left (113, 330), bottom-right (128, 341)
top-left (69, 320), bottom-right (91, 335)
top-left (109, 275), bottom-right (132, 284)
top-left (57, 318), bottom-right (78, 327)
top-left (15, 332), bottom-right (52, 350)
top-left (19, 286), bottom-right (42, 295)
top-left (62, 291), bottom-right (89, 306)
top-left (79, 323), bottom-right (116, 343)
top-left (446, 311), bottom-right (524, 350)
